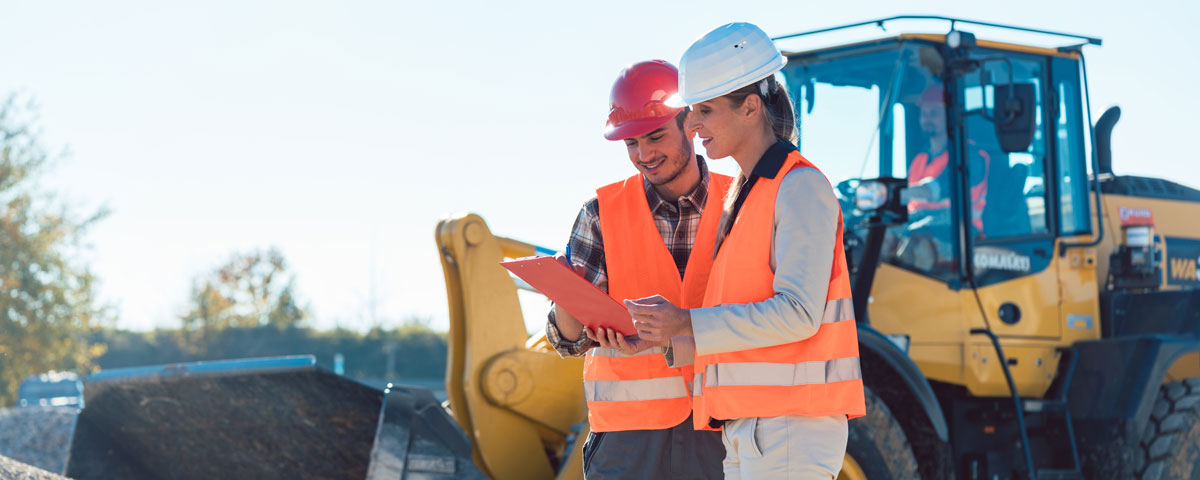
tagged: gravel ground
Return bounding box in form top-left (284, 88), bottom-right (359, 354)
top-left (0, 408), bottom-right (77, 475)
top-left (0, 455), bottom-right (67, 480)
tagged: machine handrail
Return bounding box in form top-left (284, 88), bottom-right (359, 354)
top-left (772, 15), bottom-right (1102, 46)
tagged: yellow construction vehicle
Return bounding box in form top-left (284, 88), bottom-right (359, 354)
top-left (55, 15), bottom-right (1197, 480)
top-left (436, 215), bottom-right (587, 480)
top-left (435, 16), bottom-right (1200, 480)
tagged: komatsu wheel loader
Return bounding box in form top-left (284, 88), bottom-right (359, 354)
top-left (62, 16), bottom-right (1199, 480)
top-left (432, 16), bottom-right (1200, 480)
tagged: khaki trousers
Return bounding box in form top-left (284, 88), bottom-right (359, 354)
top-left (720, 415), bottom-right (848, 480)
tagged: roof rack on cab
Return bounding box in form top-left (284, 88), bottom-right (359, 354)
top-left (771, 15), bottom-right (1102, 48)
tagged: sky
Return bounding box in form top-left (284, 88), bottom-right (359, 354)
top-left (0, 0), bottom-right (1196, 334)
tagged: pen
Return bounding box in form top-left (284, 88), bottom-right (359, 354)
top-left (565, 242), bottom-right (572, 262)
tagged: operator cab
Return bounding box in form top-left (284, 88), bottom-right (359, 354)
top-left (769, 19), bottom-right (1200, 479)
top-left (774, 20), bottom-right (1105, 477)
top-left (776, 27), bottom-right (1093, 295)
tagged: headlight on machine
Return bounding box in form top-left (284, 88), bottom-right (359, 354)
top-left (855, 181), bottom-right (889, 211)
top-left (1125, 225), bottom-right (1154, 267)
top-left (1125, 225), bottom-right (1153, 248)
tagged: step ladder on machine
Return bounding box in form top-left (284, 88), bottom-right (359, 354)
top-left (970, 329), bottom-right (1083, 480)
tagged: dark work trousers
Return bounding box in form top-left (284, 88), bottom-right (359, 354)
top-left (581, 415), bottom-right (725, 479)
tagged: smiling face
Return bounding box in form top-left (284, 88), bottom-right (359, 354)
top-left (623, 115), bottom-right (694, 190)
top-left (686, 95), bottom-right (753, 161)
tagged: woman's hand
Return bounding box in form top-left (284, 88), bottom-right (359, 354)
top-left (585, 326), bottom-right (662, 355)
top-left (625, 295), bottom-right (693, 342)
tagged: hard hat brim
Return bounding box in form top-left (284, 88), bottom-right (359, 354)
top-left (603, 115), bottom-right (675, 141)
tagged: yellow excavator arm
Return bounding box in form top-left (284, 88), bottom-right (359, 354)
top-left (436, 213), bottom-right (587, 480)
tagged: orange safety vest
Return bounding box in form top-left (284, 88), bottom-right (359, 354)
top-left (583, 171), bottom-right (733, 432)
top-left (908, 147), bottom-right (991, 232)
top-left (693, 151), bottom-right (865, 428)
top-left (907, 150), bottom-right (951, 211)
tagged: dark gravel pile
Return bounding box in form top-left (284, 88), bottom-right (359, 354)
top-left (0, 454), bottom-right (68, 480)
top-left (0, 408), bottom-right (77, 475)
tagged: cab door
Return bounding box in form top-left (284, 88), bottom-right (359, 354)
top-left (1048, 56), bottom-right (1103, 348)
top-left (954, 50), bottom-right (1063, 397)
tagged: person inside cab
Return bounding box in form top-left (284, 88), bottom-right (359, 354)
top-left (905, 84), bottom-right (991, 234)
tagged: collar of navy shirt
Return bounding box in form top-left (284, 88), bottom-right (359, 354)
top-left (721, 140), bottom-right (797, 241)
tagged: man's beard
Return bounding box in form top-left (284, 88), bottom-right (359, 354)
top-left (647, 142), bottom-right (694, 187)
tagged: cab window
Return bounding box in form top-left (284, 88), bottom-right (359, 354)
top-left (782, 42), bottom-right (960, 283)
top-left (961, 54), bottom-right (1051, 241)
top-left (1051, 57), bottom-right (1091, 236)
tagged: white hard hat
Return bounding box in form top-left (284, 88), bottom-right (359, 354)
top-left (667, 22), bottom-right (787, 107)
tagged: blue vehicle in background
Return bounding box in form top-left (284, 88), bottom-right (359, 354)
top-left (17, 371), bottom-right (84, 409)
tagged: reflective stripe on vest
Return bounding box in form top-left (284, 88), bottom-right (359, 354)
top-left (582, 170), bottom-right (732, 432)
top-left (698, 357), bottom-right (861, 390)
top-left (585, 376), bottom-right (690, 402)
top-left (693, 151), bottom-right (865, 428)
top-left (589, 346), bottom-right (668, 357)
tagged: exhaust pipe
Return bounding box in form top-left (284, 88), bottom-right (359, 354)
top-left (1094, 106), bottom-right (1121, 175)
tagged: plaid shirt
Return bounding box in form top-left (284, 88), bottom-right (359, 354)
top-left (546, 157), bottom-right (712, 357)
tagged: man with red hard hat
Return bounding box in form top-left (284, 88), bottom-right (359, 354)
top-left (545, 59), bottom-right (729, 479)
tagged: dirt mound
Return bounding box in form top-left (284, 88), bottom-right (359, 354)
top-left (0, 408), bottom-right (77, 475)
top-left (0, 454), bottom-right (68, 480)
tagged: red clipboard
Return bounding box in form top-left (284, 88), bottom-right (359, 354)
top-left (500, 256), bottom-right (636, 336)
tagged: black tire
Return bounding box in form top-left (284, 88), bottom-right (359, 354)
top-left (1130, 378), bottom-right (1200, 479)
top-left (844, 386), bottom-right (920, 479)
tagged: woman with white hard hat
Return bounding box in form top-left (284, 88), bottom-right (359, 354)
top-left (625, 22), bottom-right (865, 478)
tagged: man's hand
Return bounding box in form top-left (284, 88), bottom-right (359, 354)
top-left (585, 326), bottom-right (662, 355)
top-left (906, 178), bottom-right (942, 202)
top-left (625, 295), bottom-right (693, 342)
top-left (554, 252), bottom-right (586, 275)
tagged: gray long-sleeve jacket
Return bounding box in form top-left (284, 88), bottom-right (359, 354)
top-left (667, 150), bottom-right (840, 366)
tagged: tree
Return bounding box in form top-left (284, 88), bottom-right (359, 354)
top-left (179, 247), bottom-right (308, 354)
top-left (0, 94), bottom-right (109, 406)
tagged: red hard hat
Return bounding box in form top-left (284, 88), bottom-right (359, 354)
top-left (603, 60), bottom-right (683, 141)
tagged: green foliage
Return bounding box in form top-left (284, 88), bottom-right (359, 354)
top-left (113, 246), bottom-right (446, 385)
top-left (179, 248), bottom-right (307, 354)
top-left (0, 94), bottom-right (109, 406)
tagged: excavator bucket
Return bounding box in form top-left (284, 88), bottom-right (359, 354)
top-left (65, 355), bottom-right (484, 480)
